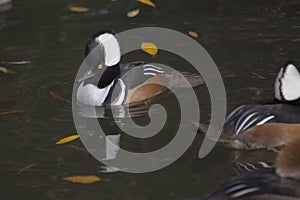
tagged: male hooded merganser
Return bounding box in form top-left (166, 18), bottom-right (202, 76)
top-left (201, 138), bottom-right (300, 200)
top-left (215, 60), bottom-right (300, 149)
top-left (76, 30), bottom-right (203, 106)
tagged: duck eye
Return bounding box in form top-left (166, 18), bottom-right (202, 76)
top-left (97, 64), bottom-right (103, 69)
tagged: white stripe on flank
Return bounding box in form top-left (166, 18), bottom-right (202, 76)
top-left (144, 72), bottom-right (157, 76)
top-left (230, 187), bottom-right (260, 198)
top-left (256, 115), bottom-right (275, 125)
top-left (95, 33), bottom-right (121, 67)
top-left (143, 64), bottom-right (163, 70)
top-left (143, 68), bottom-right (165, 73)
top-left (239, 117), bottom-right (260, 133)
top-left (258, 162), bottom-right (274, 168)
top-left (235, 112), bottom-right (257, 134)
top-left (225, 184), bottom-right (247, 194)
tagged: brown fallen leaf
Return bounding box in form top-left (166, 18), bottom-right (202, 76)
top-left (69, 6), bottom-right (89, 13)
top-left (62, 175), bottom-right (109, 184)
top-left (137, 0), bottom-right (156, 8)
top-left (18, 163), bottom-right (37, 174)
top-left (141, 42), bottom-right (158, 56)
top-left (0, 66), bottom-right (8, 74)
top-left (50, 91), bottom-right (69, 102)
top-left (127, 8), bottom-right (140, 18)
top-left (188, 31), bottom-right (199, 39)
top-left (0, 109), bottom-right (24, 116)
top-left (56, 135), bottom-right (80, 145)
top-left (67, 145), bottom-right (90, 154)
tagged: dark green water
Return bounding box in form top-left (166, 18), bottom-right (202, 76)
top-left (1, 0), bottom-right (300, 199)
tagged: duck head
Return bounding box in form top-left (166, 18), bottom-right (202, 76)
top-left (76, 31), bottom-right (121, 106)
top-left (79, 30), bottom-right (121, 88)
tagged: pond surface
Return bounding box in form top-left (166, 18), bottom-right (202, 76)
top-left (1, 0), bottom-right (300, 199)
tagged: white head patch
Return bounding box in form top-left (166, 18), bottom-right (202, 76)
top-left (275, 63), bottom-right (300, 101)
top-left (95, 33), bottom-right (121, 67)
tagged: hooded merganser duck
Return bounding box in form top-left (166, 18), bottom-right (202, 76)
top-left (201, 138), bottom-right (300, 200)
top-left (76, 30), bottom-right (203, 106)
top-left (214, 60), bottom-right (300, 149)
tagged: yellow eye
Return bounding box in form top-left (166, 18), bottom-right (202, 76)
top-left (97, 64), bottom-right (103, 69)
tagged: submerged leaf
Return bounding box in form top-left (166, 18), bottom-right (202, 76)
top-left (69, 6), bottom-right (89, 13)
top-left (50, 91), bottom-right (68, 102)
top-left (141, 42), bottom-right (158, 56)
top-left (0, 66), bottom-right (8, 74)
top-left (62, 175), bottom-right (103, 184)
top-left (1, 60), bottom-right (31, 65)
top-left (127, 8), bottom-right (140, 18)
top-left (0, 109), bottom-right (24, 116)
top-left (188, 31), bottom-right (199, 39)
top-left (18, 163), bottom-right (37, 174)
top-left (137, 0), bottom-right (156, 8)
top-left (56, 135), bottom-right (79, 145)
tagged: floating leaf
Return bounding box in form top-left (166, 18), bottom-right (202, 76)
top-left (141, 42), bottom-right (158, 56)
top-left (67, 145), bottom-right (90, 154)
top-left (188, 31), bottom-right (199, 39)
top-left (127, 8), bottom-right (140, 18)
top-left (137, 0), bottom-right (156, 8)
top-left (18, 163), bottom-right (36, 174)
top-left (0, 109), bottom-right (24, 116)
top-left (251, 72), bottom-right (267, 80)
top-left (50, 91), bottom-right (68, 102)
top-left (0, 66), bottom-right (8, 74)
top-left (69, 6), bottom-right (89, 13)
top-left (62, 175), bottom-right (105, 184)
top-left (2, 60), bottom-right (31, 65)
top-left (56, 135), bottom-right (79, 145)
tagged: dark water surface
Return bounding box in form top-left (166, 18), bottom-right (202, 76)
top-left (1, 0), bottom-right (300, 199)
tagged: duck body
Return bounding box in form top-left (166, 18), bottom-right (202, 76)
top-left (202, 168), bottom-right (300, 200)
top-left (201, 138), bottom-right (300, 200)
top-left (214, 60), bottom-right (300, 149)
top-left (76, 31), bottom-right (202, 106)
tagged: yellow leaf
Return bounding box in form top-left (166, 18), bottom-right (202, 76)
top-left (56, 135), bottom-right (79, 145)
top-left (62, 175), bottom-right (103, 184)
top-left (127, 8), bottom-right (140, 18)
top-left (188, 31), bottom-right (199, 39)
top-left (137, 0), bottom-right (156, 8)
top-left (0, 66), bottom-right (8, 74)
top-left (141, 42), bottom-right (158, 56)
top-left (69, 6), bottom-right (89, 13)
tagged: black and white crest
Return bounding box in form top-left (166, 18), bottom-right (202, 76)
top-left (275, 60), bottom-right (300, 102)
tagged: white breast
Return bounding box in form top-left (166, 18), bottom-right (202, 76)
top-left (76, 81), bottom-right (114, 106)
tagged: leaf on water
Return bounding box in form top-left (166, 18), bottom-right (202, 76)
top-left (127, 8), bottom-right (140, 18)
top-left (188, 31), bottom-right (199, 39)
top-left (62, 175), bottom-right (106, 184)
top-left (0, 109), bottom-right (24, 116)
top-left (137, 0), bottom-right (156, 8)
top-left (69, 6), bottom-right (89, 13)
top-left (56, 135), bottom-right (79, 145)
top-left (67, 145), bottom-right (90, 154)
top-left (1, 60), bottom-right (31, 65)
top-left (251, 72), bottom-right (267, 80)
top-left (0, 66), bottom-right (8, 74)
top-left (141, 42), bottom-right (158, 56)
top-left (50, 91), bottom-right (69, 102)
top-left (18, 163), bottom-right (37, 174)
